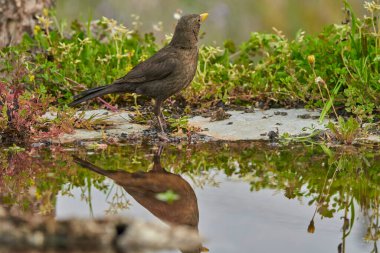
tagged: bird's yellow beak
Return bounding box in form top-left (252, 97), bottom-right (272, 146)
top-left (200, 13), bottom-right (209, 22)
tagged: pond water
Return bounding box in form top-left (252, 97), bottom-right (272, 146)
top-left (1, 141), bottom-right (379, 252)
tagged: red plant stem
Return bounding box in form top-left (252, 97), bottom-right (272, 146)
top-left (96, 97), bottom-right (118, 112)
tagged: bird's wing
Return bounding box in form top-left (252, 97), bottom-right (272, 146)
top-left (113, 49), bottom-right (178, 84)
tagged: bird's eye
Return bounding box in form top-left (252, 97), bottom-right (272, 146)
top-left (198, 18), bottom-right (200, 22)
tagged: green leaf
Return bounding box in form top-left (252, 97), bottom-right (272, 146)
top-left (155, 190), bottom-right (180, 204)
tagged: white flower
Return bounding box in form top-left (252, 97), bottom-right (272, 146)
top-left (173, 9), bottom-right (183, 20)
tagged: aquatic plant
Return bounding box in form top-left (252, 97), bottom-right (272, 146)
top-left (326, 116), bottom-right (360, 144)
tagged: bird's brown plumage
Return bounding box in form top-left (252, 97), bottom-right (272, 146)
top-left (72, 152), bottom-right (199, 229)
top-left (69, 14), bottom-right (207, 134)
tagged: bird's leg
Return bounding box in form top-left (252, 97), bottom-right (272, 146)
top-left (154, 100), bottom-right (169, 141)
top-left (157, 115), bottom-right (165, 133)
top-left (159, 110), bottom-right (167, 130)
top-left (152, 145), bottom-right (164, 172)
top-left (153, 99), bottom-right (164, 132)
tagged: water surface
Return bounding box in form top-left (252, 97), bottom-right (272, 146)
top-left (1, 142), bottom-right (379, 252)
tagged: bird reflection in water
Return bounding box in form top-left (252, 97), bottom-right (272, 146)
top-left (73, 146), bottom-right (207, 253)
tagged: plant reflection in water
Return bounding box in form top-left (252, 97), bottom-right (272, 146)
top-left (0, 142), bottom-right (378, 252)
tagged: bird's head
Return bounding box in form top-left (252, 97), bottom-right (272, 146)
top-left (170, 13), bottom-right (208, 49)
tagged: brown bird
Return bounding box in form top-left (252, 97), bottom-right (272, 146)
top-left (73, 146), bottom-right (207, 253)
top-left (69, 13), bottom-right (208, 137)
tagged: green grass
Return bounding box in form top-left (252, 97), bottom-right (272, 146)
top-left (0, 2), bottom-right (379, 142)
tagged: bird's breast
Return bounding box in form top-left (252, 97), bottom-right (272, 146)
top-left (145, 47), bottom-right (198, 100)
top-left (176, 48), bottom-right (198, 86)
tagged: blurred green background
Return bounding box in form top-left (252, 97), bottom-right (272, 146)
top-left (56, 0), bottom-right (364, 44)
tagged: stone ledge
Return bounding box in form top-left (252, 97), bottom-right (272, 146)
top-left (44, 108), bottom-right (379, 143)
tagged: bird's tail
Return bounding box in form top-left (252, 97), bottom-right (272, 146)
top-left (69, 84), bottom-right (119, 107)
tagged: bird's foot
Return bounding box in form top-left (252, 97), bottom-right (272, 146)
top-left (157, 132), bottom-right (170, 142)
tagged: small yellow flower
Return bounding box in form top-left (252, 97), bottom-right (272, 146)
top-left (33, 25), bottom-right (41, 35)
top-left (36, 15), bottom-right (53, 30)
top-left (364, 1), bottom-right (380, 13)
top-left (29, 74), bottom-right (35, 82)
top-left (139, 54), bottom-right (148, 61)
top-left (42, 8), bottom-right (49, 17)
top-left (307, 55), bottom-right (316, 65)
top-left (78, 37), bottom-right (91, 45)
top-left (125, 64), bottom-right (133, 72)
